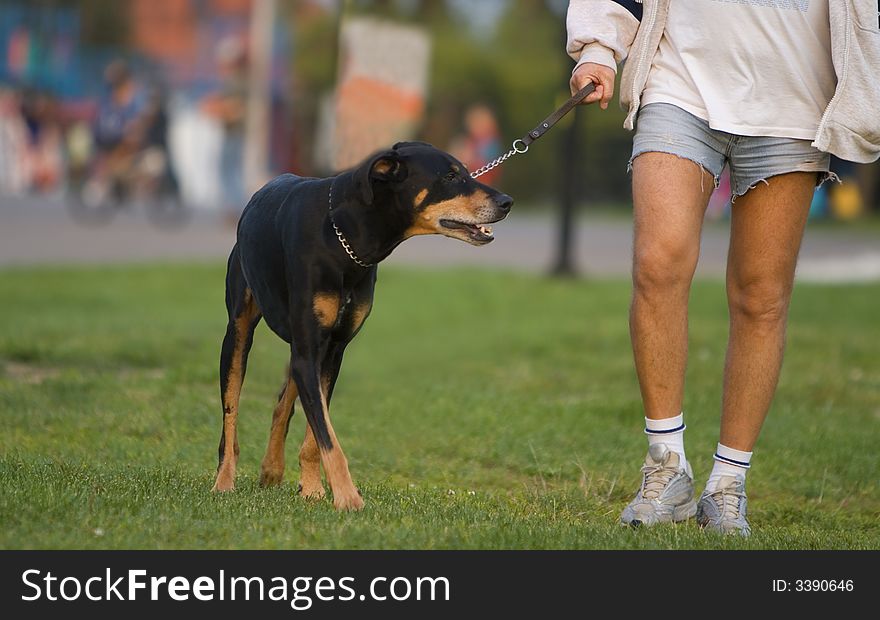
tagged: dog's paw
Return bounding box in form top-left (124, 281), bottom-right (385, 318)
top-left (211, 478), bottom-right (235, 492)
top-left (297, 481), bottom-right (327, 500)
top-left (259, 468), bottom-right (284, 488)
top-left (333, 489), bottom-right (365, 512)
top-left (212, 465), bottom-right (236, 492)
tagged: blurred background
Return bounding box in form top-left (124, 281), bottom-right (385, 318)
top-left (1, 0), bottom-right (879, 279)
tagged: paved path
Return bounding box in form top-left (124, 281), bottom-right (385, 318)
top-left (2, 194), bottom-right (878, 281)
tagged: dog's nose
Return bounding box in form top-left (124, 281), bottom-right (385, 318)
top-left (494, 193), bottom-right (513, 213)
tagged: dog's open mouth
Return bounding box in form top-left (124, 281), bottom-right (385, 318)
top-left (439, 219), bottom-right (495, 244)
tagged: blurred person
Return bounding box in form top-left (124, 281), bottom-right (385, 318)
top-left (704, 168), bottom-right (731, 221)
top-left (0, 87), bottom-right (30, 194)
top-left (65, 120), bottom-right (94, 187)
top-left (139, 79), bottom-right (180, 199)
top-left (91, 60), bottom-right (151, 194)
top-left (94, 60), bottom-right (148, 158)
top-left (450, 103), bottom-right (503, 185)
top-left (87, 60), bottom-right (179, 204)
top-left (567, 0), bottom-right (879, 535)
top-left (855, 159), bottom-right (880, 212)
top-left (202, 37), bottom-right (248, 218)
top-left (20, 88), bottom-right (64, 193)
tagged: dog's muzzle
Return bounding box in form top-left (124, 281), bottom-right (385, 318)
top-left (438, 193), bottom-right (513, 245)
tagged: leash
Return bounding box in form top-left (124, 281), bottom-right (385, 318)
top-left (470, 83), bottom-right (596, 179)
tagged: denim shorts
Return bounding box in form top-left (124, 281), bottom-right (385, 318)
top-left (630, 103), bottom-right (835, 200)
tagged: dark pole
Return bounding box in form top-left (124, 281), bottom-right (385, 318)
top-left (551, 108), bottom-right (581, 276)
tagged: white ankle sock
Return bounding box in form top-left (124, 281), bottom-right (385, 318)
top-left (644, 413), bottom-right (687, 469)
top-left (706, 442), bottom-right (752, 491)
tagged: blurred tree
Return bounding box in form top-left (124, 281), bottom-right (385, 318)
top-left (279, 1), bottom-right (340, 174)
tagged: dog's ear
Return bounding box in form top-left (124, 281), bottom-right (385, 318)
top-left (356, 150), bottom-right (408, 204)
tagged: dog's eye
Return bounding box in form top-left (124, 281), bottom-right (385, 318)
top-left (444, 171), bottom-right (459, 182)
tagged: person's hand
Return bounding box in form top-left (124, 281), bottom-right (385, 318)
top-left (570, 62), bottom-right (616, 110)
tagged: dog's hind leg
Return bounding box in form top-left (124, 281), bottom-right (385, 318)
top-left (213, 248), bottom-right (262, 492)
top-left (259, 367), bottom-right (298, 488)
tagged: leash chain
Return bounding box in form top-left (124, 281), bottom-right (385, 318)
top-left (470, 140), bottom-right (529, 179)
top-left (470, 82), bottom-right (596, 180)
top-left (328, 185), bottom-right (374, 268)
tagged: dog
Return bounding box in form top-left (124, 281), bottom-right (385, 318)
top-left (212, 141), bottom-right (513, 510)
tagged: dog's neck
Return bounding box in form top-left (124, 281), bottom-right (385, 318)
top-left (327, 173), bottom-right (410, 269)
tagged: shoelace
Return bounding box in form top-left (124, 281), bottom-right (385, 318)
top-left (708, 486), bottom-right (745, 521)
top-left (640, 463), bottom-right (678, 500)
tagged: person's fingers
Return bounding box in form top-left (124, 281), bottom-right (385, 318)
top-left (570, 67), bottom-right (597, 97)
top-left (572, 72), bottom-right (601, 102)
top-left (570, 63), bottom-right (616, 108)
top-left (598, 73), bottom-right (613, 110)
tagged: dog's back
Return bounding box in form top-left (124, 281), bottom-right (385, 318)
top-left (234, 173), bottom-right (324, 344)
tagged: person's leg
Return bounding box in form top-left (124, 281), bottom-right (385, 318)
top-left (620, 151), bottom-right (716, 526)
top-left (220, 131), bottom-right (246, 216)
top-left (696, 171), bottom-right (816, 536)
top-left (722, 172), bottom-right (815, 449)
top-left (619, 103), bottom-right (727, 527)
top-left (630, 152), bottom-right (715, 430)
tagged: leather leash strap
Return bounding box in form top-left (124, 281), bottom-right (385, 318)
top-left (521, 82), bottom-right (596, 147)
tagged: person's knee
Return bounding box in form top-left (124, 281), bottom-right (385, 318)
top-left (632, 241), bottom-right (697, 297)
top-left (727, 277), bottom-right (790, 325)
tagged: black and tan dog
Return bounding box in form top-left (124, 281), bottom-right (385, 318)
top-left (212, 141), bottom-right (512, 510)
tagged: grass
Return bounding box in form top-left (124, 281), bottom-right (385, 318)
top-left (0, 264), bottom-right (878, 549)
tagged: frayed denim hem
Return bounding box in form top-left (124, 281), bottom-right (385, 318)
top-left (628, 150), bottom-right (721, 194)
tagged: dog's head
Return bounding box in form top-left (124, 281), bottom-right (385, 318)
top-left (355, 141), bottom-right (513, 246)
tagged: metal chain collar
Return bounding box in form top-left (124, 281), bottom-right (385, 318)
top-left (328, 185), bottom-right (373, 268)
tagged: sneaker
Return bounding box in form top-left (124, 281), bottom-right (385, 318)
top-left (620, 443), bottom-right (697, 527)
top-left (696, 475), bottom-right (751, 537)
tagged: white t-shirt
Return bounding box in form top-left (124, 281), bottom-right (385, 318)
top-left (640, 0), bottom-right (836, 140)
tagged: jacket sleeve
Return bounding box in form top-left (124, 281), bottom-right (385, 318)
top-left (566, 0), bottom-right (642, 74)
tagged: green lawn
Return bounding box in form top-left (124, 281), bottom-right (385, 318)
top-left (0, 264), bottom-right (877, 549)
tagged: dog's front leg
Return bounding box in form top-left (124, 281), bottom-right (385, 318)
top-left (290, 361), bottom-right (362, 511)
top-left (288, 325), bottom-right (363, 511)
top-left (297, 422), bottom-right (325, 500)
top-left (297, 339), bottom-right (347, 499)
